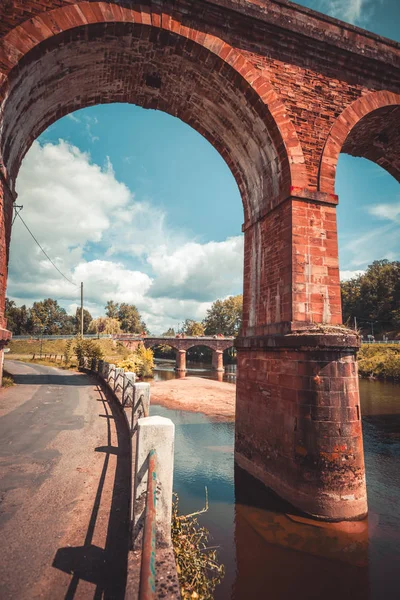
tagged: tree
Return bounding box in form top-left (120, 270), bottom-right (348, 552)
top-left (203, 295), bottom-right (243, 336)
top-left (75, 308), bottom-right (92, 334)
top-left (88, 316), bottom-right (121, 335)
top-left (162, 327), bottom-right (175, 337)
top-left (181, 319), bottom-right (205, 336)
top-left (341, 260), bottom-right (400, 336)
top-left (105, 300), bottom-right (119, 319)
top-left (5, 298), bottom-right (30, 335)
top-left (118, 303), bottom-right (146, 334)
top-left (30, 298), bottom-right (70, 335)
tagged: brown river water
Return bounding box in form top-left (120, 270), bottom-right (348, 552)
top-left (151, 362), bottom-right (400, 600)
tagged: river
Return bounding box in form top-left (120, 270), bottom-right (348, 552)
top-left (150, 362), bottom-right (400, 599)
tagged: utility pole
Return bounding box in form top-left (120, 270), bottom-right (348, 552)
top-left (80, 282), bottom-right (84, 337)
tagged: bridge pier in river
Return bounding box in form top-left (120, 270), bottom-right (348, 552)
top-left (212, 350), bottom-right (224, 372)
top-left (175, 349), bottom-right (187, 373)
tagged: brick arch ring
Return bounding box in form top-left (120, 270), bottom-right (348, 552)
top-left (0, 1), bottom-right (307, 195)
top-left (319, 90), bottom-right (400, 194)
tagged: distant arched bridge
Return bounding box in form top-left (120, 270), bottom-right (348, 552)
top-left (114, 335), bottom-right (235, 372)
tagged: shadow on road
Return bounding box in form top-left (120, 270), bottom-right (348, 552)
top-left (52, 384), bottom-right (131, 599)
top-left (11, 373), bottom-right (91, 386)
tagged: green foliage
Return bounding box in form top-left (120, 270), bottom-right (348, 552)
top-left (181, 319), bottom-right (205, 336)
top-left (75, 308), bottom-right (92, 334)
top-left (5, 297), bottom-right (91, 336)
top-left (88, 316), bottom-right (122, 335)
top-left (105, 300), bottom-right (119, 319)
top-left (104, 300), bottom-right (148, 333)
top-left (203, 295), bottom-right (242, 337)
top-left (117, 344), bottom-right (154, 377)
top-left (64, 339), bottom-right (73, 366)
top-left (2, 370), bottom-right (15, 388)
top-left (358, 344), bottom-right (400, 380)
top-left (5, 299), bottom-right (31, 335)
top-left (172, 492), bottom-right (224, 599)
top-left (341, 260), bottom-right (400, 336)
top-left (74, 337), bottom-right (104, 367)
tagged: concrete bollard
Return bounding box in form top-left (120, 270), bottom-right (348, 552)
top-left (97, 359), bottom-right (104, 375)
top-left (91, 357), bottom-right (97, 371)
top-left (133, 416), bottom-right (175, 547)
top-left (114, 367), bottom-right (125, 397)
top-left (132, 382), bottom-right (150, 419)
top-left (102, 361), bottom-right (110, 380)
top-left (107, 363), bottom-right (116, 386)
top-left (122, 372), bottom-right (136, 406)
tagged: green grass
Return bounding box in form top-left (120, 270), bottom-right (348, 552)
top-left (7, 338), bottom-right (130, 364)
top-left (358, 344), bottom-right (400, 381)
top-left (2, 370), bottom-right (15, 387)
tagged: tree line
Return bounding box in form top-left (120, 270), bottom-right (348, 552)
top-left (5, 298), bottom-right (149, 336)
top-left (341, 260), bottom-right (400, 337)
top-left (7, 260), bottom-right (397, 340)
top-left (162, 294), bottom-right (243, 338)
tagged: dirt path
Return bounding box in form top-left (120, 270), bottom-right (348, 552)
top-left (0, 360), bottom-right (131, 599)
top-left (149, 376), bottom-right (236, 421)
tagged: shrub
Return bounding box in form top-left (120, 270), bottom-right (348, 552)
top-left (172, 491), bottom-right (224, 599)
top-left (358, 344), bottom-right (400, 380)
top-left (64, 339), bottom-right (73, 366)
top-left (117, 344), bottom-right (154, 377)
top-left (74, 337), bottom-right (104, 367)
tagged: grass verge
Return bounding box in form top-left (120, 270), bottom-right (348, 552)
top-left (2, 370), bottom-right (15, 387)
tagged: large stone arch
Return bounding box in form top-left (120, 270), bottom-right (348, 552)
top-left (0, 2), bottom-right (307, 221)
top-left (319, 91), bottom-right (400, 194)
top-left (0, 1), bottom-right (379, 522)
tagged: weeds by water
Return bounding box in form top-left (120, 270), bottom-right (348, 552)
top-left (2, 370), bottom-right (15, 387)
top-left (172, 488), bottom-right (225, 599)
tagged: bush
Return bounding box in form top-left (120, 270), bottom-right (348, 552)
top-left (64, 339), bottom-right (73, 366)
top-left (117, 344), bottom-right (154, 377)
top-left (172, 491), bottom-right (224, 599)
top-left (74, 337), bottom-right (104, 367)
top-left (358, 344), bottom-right (400, 380)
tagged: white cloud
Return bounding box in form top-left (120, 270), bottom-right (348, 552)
top-left (369, 203), bottom-right (400, 222)
top-left (8, 140), bottom-right (243, 333)
top-left (315, 0), bottom-right (377, 25)
top-left (340, 269), bottom-right (365, 281)
top-left (148, 237), bottom-right (244, 301)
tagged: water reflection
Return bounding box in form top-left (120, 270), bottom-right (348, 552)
top-left (152, 359), bottom-right (237, 383)
top-left (150, 377), bottom-right (400, 600)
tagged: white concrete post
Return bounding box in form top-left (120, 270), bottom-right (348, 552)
top-left (133, 416), bottom-right (175, 547)
top-left (122, 372), bottom-right (136, 406)
top-left (133, 382), bottom-right (150, 417)
top-left (107, 363), bottom-right (116, 386)
top-left (114, 367), bottom-right (125, 397)
top-left (102, 362), bottom-right (110, 380)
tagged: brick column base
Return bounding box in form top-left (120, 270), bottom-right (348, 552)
top-left (235, 330), bottom-right (367, 521)
top-left (212, 349), bottom-right (224, 372)
top-left (175, 349), bottom-right (186, 372)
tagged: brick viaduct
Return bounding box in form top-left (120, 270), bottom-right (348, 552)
top-left (117, 335), bottom-right (235, 371)
top-left (0, 0), bottom-right (399, 521)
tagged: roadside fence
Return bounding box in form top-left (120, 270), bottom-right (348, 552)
top-left (81, 357), bottom-right (179, 599)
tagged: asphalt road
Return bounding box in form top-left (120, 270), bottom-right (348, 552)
top-left (0, 360), bottom-right (131, 600)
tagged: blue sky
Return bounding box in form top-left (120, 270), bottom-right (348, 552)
top-left (7, 0), bottom-right (400, 333)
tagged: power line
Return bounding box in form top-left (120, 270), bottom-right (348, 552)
top-left (14, 209), bottom-right (78, 287)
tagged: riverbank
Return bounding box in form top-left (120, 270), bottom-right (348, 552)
top-left (150, 377), bottom-right (236, 421)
